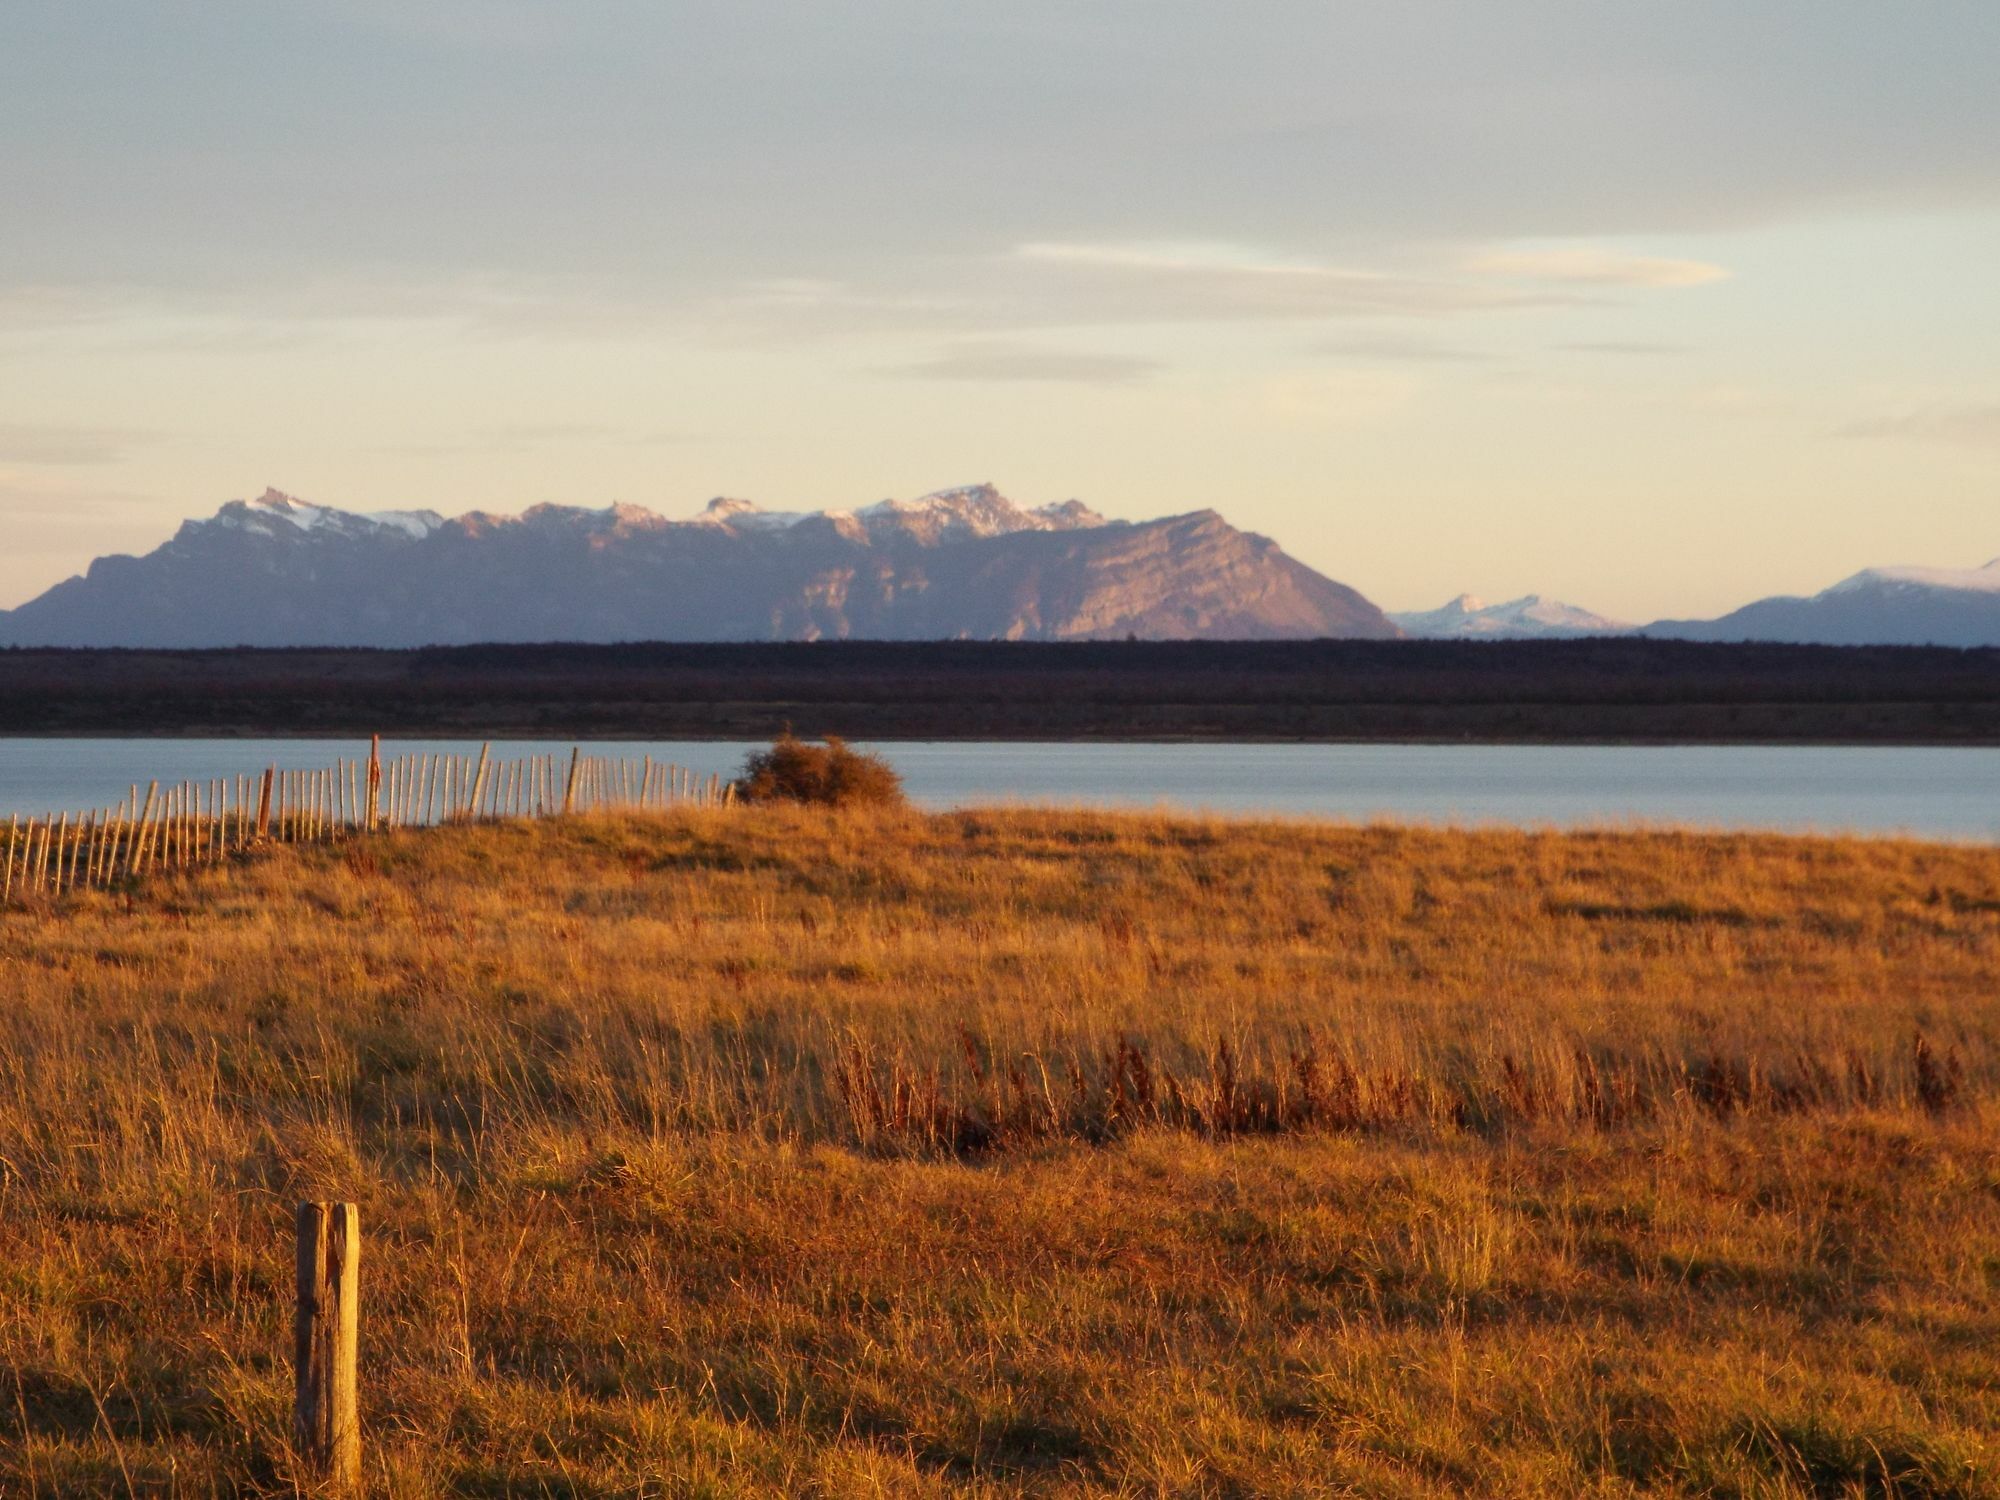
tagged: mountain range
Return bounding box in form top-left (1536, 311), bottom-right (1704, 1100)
top-left (1393, 566), bottom-right (2000, 646)
top-left (0, 485), bottom-right (1993, 648)
top-left (0, 485), bottom-right (1396, 647)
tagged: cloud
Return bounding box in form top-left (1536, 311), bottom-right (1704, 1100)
top-left (1309, 336), bottom-right (1503, 364)
top-left (1838, 402), bottom-right (2000, 449)
top-left (684, 239), bottom-right (1581, 349)
top-left (886, 342), bottom-right (1163, 385)
top-left (0, 424), bottom-right (157, 465)
top-left (1005, 241), bottom-right (1567, 323)
top-left (1473, 248), bottom-right (1730, 288)
top-left (1553, 340), bottom-right (1693, 356)
top-left (1, 2), bottom-right (1992, 342)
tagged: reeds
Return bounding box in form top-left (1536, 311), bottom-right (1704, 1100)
top-left (829, 1027), bottom-right (1971, 1157)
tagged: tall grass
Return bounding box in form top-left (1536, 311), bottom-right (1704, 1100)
top-left (0, 807), bottom-right (1995, 1494)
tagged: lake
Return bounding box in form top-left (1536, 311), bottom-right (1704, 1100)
top-left (0, 738), bottom-right (1994, 841)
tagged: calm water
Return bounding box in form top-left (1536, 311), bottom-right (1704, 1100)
top-left (0, 739), bottom-right (1995, 841)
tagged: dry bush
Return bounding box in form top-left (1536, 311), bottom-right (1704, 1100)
top-left (734, 733), bottom-right (906, 808)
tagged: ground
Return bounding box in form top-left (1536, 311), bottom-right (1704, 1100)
top-left (1, 808), bottom-right (1996, 1496)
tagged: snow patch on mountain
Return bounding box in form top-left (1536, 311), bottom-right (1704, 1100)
top-left (1824, 558), bottom-right (2000, 596)
top-left (217, 488), bottom-right (445, 540)
top-left (210, 484), bottom-right (1116, 548)
top-left (691, 484), bottom-right (1107, 541)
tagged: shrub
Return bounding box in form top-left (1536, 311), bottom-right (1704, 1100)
top-left (734, 733), bottom-right (906, 808)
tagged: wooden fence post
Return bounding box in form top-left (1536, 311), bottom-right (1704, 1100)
top-left (366, 736), bottom-right (382, 834)
top-left (562, 747), bottom-right (581, 815)
top-left (127, 781), bottom-right (158, 878)
top-left (295, 1201), bottom-right (361, 1492)
top-left (467, 743), bottom-right (491, 822)
top-left (256, 768), bottom-right (275, 843)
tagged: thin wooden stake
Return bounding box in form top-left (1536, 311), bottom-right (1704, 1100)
top-left (468, 744), bottom-right (492, 823)
top-left (51, 813), bottom-right (70, 895)
top-left (129, 782), bottom-right (159, 876)
top-left (91, 805), bottom-right (111, 886)
top-left (74, 810), bottom-right (94, 890)
top-left (294, 1202), bottom-right (361, 1492)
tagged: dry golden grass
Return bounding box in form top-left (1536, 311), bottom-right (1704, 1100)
top-left (1, 806), bottom-right (1997, 1496)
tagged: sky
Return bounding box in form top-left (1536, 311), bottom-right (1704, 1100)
top-left (1, 2), bottom-right (1996, 622)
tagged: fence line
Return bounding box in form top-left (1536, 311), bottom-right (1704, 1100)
top-left (0, 738), bottom-right (734, 906)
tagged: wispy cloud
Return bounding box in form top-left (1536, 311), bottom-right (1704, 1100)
top-left (1015, 242), bottom-right (1359, 278)
top-left (1553, 340), bottom-right (1693, 356)
top-left (1838, 402), bottom-right (2000, 449)
top-left (0, 424), bottom-right (157, 465)
top-left (1007, 240), bottom-right (1565, 322)
top-left (886, 342), bottom-right (1163, 385)
top-left (1473, 247), bottom-right (1730, 288)
top-left (1310, 336), bottom-right (1502, 364)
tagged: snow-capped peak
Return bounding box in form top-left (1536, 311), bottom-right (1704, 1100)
top-left (218, 488), bottom-right (444, 540)
top-left (691, 496), bottom-right (831, 532)
top-left (858, 484), bottom-right (1109, 540)
top-left (1823, 558), bottom-right (2000, 597)
top-left (689, 486), bottom-right (1108, 541)
top-left (858, 483), bottom-right (1030, 539)
top-left (1390, 592), bottom-right (1632, 639)
top-left (204, 485), bottom-right (1114, 549)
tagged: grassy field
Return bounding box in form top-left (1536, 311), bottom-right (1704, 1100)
top-left (2, 806), bottom-right (1997, 1496)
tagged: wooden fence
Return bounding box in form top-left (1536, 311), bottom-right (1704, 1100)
top-left (0, 740), bottom-right (732, 905)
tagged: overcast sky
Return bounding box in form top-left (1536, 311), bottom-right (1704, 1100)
top-left (2, 2), bottom-right (1996, 619)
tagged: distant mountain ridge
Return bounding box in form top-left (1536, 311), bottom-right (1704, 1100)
top-left (8, 484), bottom-right (1994, 648)
top-left (1390, 593), bottom-right (1633, 640)
top-left (1395, 557), bottom-right (2000, 646)
top-left (0, 484), bottom-right (1400, 647)
top-left (1645, 557), bottom-right (2000, 647)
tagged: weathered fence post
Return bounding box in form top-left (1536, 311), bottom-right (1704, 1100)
top-left (468, 743), bottom-right (492, 822)
top-left (366, 736), bottom-right (382, 834)
top-left (562, 747), bottom-right (581, 815)
top-left (295, 1201), bottom-right (361, 1492)
top-left (124, 781), bottom-right (156, 878)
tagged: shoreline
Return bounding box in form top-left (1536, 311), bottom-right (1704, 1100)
top-left (3, 728), bottom-right (2000, 748)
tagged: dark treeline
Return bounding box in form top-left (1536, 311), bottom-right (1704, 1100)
top-left (2, 638), bottom-right (1997, 741)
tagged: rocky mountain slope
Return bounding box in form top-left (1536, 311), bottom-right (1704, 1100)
top-left (0, 485), bottom-right (1400, 647)
top-left (1391, 593), bottom-right (1632, 640)
top-left (1645, 558), bottom-right (2000, 647)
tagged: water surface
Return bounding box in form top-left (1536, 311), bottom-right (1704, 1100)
top-left (1, 739), bottom-right (1994, 841)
